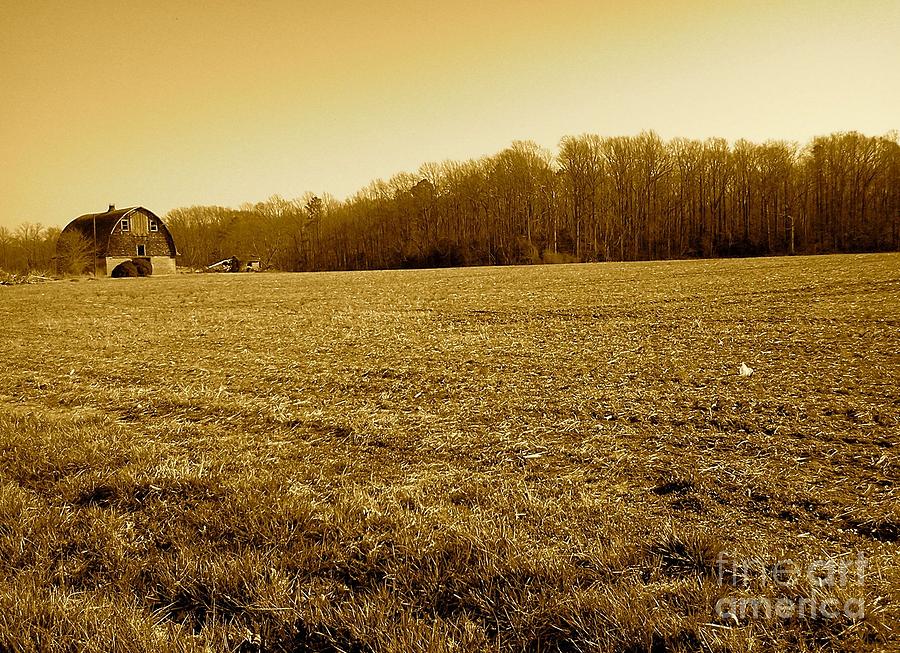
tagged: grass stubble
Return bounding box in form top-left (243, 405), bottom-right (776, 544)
top-left (0, 253), bottom-right (897, 652)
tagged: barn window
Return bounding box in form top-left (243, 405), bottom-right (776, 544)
top-left (137, 244), bottom-right (146, 256)
top-left (149, 218), bottom-right (158, 232)
top-left (120, 218), bottom-right (130, 232)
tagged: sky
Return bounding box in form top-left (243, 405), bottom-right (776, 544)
top-left (1, 0), bottom-right (897, 230)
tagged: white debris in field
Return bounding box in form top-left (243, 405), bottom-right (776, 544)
top-left (0, 271), bottom-right (54, 285)
top-left (739, 362), bottom-right (754, 377)
top-left (719, 608), bottom-right (741, 627)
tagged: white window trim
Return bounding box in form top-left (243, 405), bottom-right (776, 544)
top-left (149, 219), bottom-right (158, 232)
top-left (120, 218), bottom-right (130, 232)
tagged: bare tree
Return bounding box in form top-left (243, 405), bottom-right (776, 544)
top-left (56, 230), bottom-right (94, 275)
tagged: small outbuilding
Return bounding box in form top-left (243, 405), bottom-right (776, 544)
top-left (58, 205), bottom-right (178, 276)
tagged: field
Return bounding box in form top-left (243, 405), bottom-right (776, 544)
top-left (0, 253), bottom-right (898, 652)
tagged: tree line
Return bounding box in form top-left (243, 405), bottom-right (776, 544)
top-left (1, 131), bottom-right (897, 274)
top-left (0, 224), bottom-right (60, 274)
top-left (167, 131), bottom-right (899, 270)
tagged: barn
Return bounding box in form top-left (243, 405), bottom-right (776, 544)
top-left (58, 205), bottom-right (178, 276)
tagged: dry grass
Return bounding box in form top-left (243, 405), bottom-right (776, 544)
top-left (0, 253), bottom-right (897, 652)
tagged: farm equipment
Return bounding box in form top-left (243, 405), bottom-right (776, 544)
top-left (205, 257), bottom-right (261, 273)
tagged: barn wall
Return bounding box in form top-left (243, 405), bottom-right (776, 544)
top-left (106, 210), bottom-right (176, 257)
top-left (128, 211), bottom-right (150, 235)
top-left (104, 256), bottom-right (177, 275)
top-left (150, 256), bottom-right (177, 275)
top-left (105, 257), bottom-right (134, 275)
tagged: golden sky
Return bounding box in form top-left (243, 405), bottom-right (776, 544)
top-left (1, 0), bottom-right (897, 229)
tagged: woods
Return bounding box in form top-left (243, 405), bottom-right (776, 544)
top-left (3, 131), bottom-right (898, 274)
top-left (167, 131), bottom-right (899, 271)
top-left (0, 224), bottom-right (59, 274)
